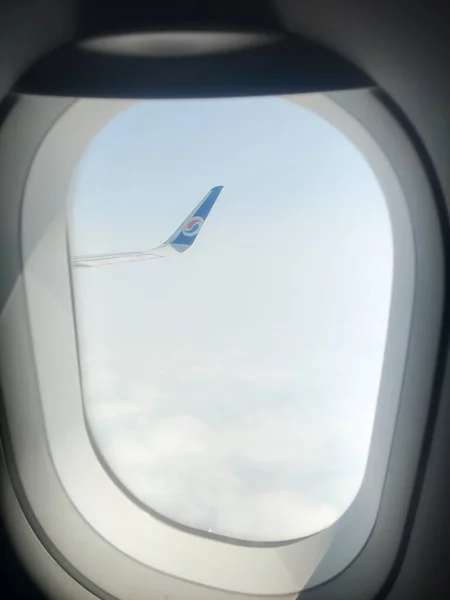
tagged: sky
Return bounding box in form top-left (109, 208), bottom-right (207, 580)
top-left (69, 95), bottom-right (393, 543)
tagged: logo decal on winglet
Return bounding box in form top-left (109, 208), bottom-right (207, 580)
top-left (182, 216), bottom-right (205, 237)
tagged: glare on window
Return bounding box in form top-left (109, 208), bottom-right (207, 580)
top-left (68, 96), bottom-right (393, 543)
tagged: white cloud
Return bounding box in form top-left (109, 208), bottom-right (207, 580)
top-left (79, 347), bottom-right (373, 542)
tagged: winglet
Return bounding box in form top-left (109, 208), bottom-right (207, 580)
top-left (166, 186), bottom-right (223, 252)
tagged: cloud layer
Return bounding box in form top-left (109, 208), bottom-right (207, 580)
top-left (79, 346), bottom-right (377, 541)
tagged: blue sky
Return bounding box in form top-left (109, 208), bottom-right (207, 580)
top-left (69, 95), bottom-right (393, 542)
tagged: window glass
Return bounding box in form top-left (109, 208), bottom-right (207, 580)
top-left (69, 96), bottom-right (393, 542)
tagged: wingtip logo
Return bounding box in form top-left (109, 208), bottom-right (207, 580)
top-left (182, 216), bottom-right (204, 237)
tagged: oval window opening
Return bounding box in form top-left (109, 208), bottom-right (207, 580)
top-left (68, 96), bottom-right (393, 543)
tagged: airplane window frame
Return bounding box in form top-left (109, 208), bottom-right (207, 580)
top-left (0, 89), bottom-right (444, 599)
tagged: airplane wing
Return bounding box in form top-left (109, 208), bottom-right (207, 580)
top-left (71, 186), bottom-right (223, 268)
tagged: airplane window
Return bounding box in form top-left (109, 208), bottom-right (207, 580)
top-left (68, 97), bottom-right (393, 543)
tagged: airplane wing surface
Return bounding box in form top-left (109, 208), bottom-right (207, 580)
top-left (71, 185), bottom-right (223, 268)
